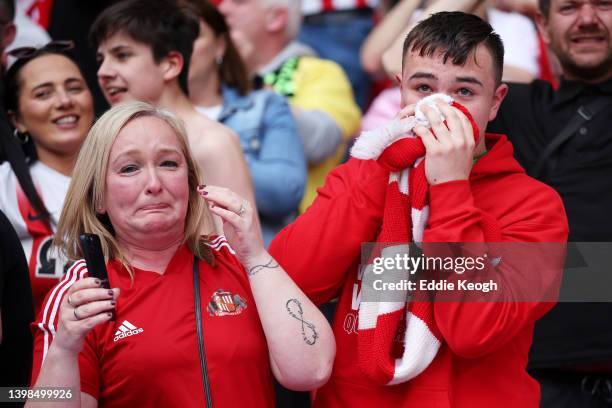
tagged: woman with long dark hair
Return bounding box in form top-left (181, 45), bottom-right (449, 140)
top-left (0, 41), bottom-right (94, 314)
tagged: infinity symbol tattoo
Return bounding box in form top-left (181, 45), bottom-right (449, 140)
top-left (286, 299), bottom-right (318, 346)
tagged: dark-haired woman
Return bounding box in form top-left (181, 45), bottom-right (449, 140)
top-left (188, 0), bottom-right (306, 245)
top-left (0, 42), bottom-right (94, 314)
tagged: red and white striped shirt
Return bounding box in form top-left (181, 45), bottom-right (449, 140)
top-left (0, 161), bottom-right (71, 316)
top-left (302, 0), bottom-right (378, 15)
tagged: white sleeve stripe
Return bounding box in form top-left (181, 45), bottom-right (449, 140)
top-left (47, 266), bottom-right (88, 355)
top-left (211, 242), bottom-right (236, 254)
top-left (209, 236), bottom-right (224, 245)
top-left (205, 236), bottom-right (232, 250)
top-left (39, 261), bottom-right (88, 363)
top-left (40, 260), bottom-right (85, 327)
top-left (206, 242), bottom-right (224, 249)
top-left (206, 235), bottom-right (227, 247)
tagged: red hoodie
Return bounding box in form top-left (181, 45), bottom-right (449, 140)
top-left (270, 133), bottom-right (568, 408)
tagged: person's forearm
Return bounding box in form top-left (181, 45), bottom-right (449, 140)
top-left (382, 0), bottom-right (487, 76)
top-left (502, 65), bottom-right (535, 83)
top-left (361, 0), bottom-right (422, 75)
top-left (250, 160), bottom-right (305, 219)
top-left (293, 107), bottom-right (343, 164)
top-left (244, 251), bottom-right (335, 391)
top-left (494, 0), bottom-right (538, 16)
top-left (26, 345), bottom-right (81, 408)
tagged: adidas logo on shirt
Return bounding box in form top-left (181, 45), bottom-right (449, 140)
top-left (113, 320), bottom-right (144, 342)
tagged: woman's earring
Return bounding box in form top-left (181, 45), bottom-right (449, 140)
top-left (13, 129), bottom-right (29, 144)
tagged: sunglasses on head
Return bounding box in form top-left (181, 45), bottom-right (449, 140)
top-left (8, 40), bottom-right (75, 60)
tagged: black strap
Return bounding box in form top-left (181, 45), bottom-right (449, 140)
top-left (530, 97), bottom-right (611, 178)
top-left (0, 112), bottom-right (52, 226)
top-left (193, 257), bottom-right (213, 408)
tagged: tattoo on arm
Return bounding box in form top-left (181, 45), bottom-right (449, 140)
top-left (248, 258), bottom-right (279, 276)
top-left (286, 299), bottom-right (318, 346)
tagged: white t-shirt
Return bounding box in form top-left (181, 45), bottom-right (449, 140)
top-left (0, 161), bottom-right (70, 313)
top-left (195, 105), bottom-right (223, 121)
top-left (488, 8), bottom-right (540, 77)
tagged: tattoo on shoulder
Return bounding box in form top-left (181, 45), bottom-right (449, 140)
top-left (247, 258), bottom-right (279, 276)
top-left (286, 298), bottom-right (318, 346)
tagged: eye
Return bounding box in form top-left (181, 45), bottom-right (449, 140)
top-left (559, 3), bottom-right (577, 13)
top-left (456, 88), bottom-right (474, 97)
top-left (160, 160), bottom-right (178, 168)
top-left (119, 164), bottom-right (139, 174)
top-left (599, 0), bottom-right (612, 10)
top-left (416, 84), bottom-right (433, 93)
top-left (67, 85), bottom-right (84, 93)
top-left (34, 89), bottom-right (52, 99)
top-left (116, 51), bottom-right (131, 61)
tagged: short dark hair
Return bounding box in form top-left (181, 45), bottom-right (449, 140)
top-left (402, 11), bottom-right (505, 84)
top-left (186, 0), bottom-right (250, 95)
top-left (90, 0), bottom-right (199, 96)
top-left (538, 0), bottom-right (550, 17)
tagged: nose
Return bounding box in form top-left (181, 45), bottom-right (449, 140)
top-left (145, 167), bottom-right (163, 195)
top-left (55, 89), bottom-right (74, 109)
top-left (577, 3), bottom-right (598, 26)
top-left (97, 58), bottom-right (116, 83)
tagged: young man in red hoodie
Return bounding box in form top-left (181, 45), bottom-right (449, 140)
top-left (269, 11), bottom-right (569, 408)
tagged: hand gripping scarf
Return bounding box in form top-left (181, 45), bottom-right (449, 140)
top-left (351, 94), bottom-right (480, 385)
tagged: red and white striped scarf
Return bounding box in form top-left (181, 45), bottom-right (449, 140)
top-left (350, 94), bottom-right (479, 385)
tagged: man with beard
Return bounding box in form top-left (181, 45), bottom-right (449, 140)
top-left (488, 1), bottom-right (612, 406)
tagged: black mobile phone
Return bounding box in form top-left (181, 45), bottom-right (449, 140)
top-left (79, 233), bottom-right (114, 320)
top-left (79, 233), bottom-right (109, 287)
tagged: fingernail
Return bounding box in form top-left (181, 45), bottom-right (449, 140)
top-left (107, 312), bottom-right (113, 318)
top-left (94, 279), bottom-right (101, 286)
top-left (108, 289), bottom-right (114, 297)
top-left (197, 184), bottom-right (206, 191)
top-left (201, 190), bottom-right (208, 195)
top-left (110, 300), bottom-right (116, 306)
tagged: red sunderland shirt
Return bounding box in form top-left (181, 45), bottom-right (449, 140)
top-left (32, 237), bottom-right (274, 407)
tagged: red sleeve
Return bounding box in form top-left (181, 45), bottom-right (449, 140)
top-left (269, 158), bottom-right (389, 304)
top-left (31, 261), bottom-right (89, 384)
top-left (426, 180), bottom-right (569, 358)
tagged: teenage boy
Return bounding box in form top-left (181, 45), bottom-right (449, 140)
top-left (90, 0), bottom-right (258, 234)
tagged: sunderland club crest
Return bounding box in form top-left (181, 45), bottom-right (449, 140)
top-left (207, 289), bottom-right (247, 316)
